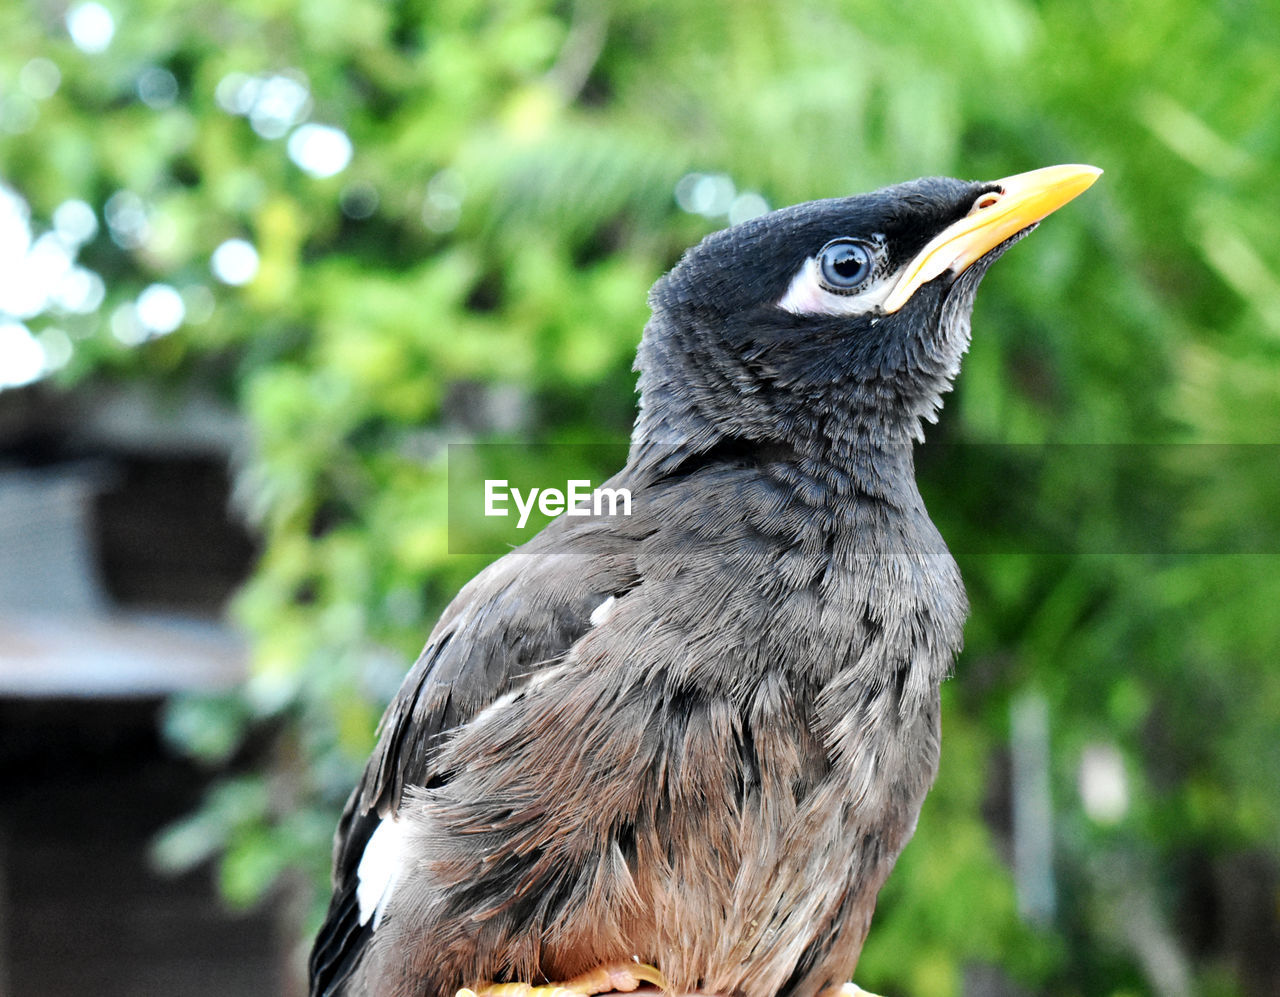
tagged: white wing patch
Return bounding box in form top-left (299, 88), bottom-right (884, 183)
top-left (468, 687), bottom-right (522, 728)
top-left (590, 594), bottom-right (617, 627)
top-left (354, 595), bottom-right (624, 933)
top-left (354, 599), bottom-right (626, 933)
top-left (356, 815), bottom-right (407, 930)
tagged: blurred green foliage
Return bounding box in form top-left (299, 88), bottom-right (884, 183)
top-left (4, 0), bottom-right (1279, 994)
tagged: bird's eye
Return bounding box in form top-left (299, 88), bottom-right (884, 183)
top-left (817, 239), bottom-right (874, 292)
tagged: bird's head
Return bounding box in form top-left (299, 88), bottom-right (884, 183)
top-left (633, 165), bottom-right (1100, 463)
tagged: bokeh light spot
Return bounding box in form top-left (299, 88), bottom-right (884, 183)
top-left (1, 95), bottom-right (39, 135)
top-left (37, 327), bottom-right (74, 371)
top-left (675, 173), bottom-right (736, 217)
top-left (66, 2), bottom-right (116, 54)
top-left (137, 67), bottom-right (179, 109)
top-left (728, 192), bottom-right (770, 225)
top-left (211, 239), bottom-right (260, 286)
top-left (423, 169), bottom-right (464, 233)
top-left (251, 74), bottom-right (310, 139)
top-left (0, 322), bottom-right (46, 388)
top-left (20, 58), bottom-right (62, 100)
top-left (53, 199), bottom-right (98, 245)
top-left (104, 191), bottom-right (150, 249)
top-left (135, 283), bottom-right (185, 336)
top-left (4, 234), bottom-right (73, 320)
top-left (215, 72), bottom-right (255, 115)
top-left (0, 185), bottom-right (33, 267)
top-left (287, 124), bottom-right (353, 178)
top-left (54, 266), bottom-right (106, 314)
top-left (110, 303), bottom-right (144, 345)
top-left (1078, 743), bottom-right (1130, 824)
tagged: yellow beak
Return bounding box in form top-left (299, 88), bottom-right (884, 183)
top-left (880, 163), bottom-right (1102, 314)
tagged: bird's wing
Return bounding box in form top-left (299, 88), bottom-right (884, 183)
top-left (309, 512), bottom-right (642, 996)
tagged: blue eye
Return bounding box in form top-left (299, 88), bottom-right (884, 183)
top-left (818, 239), bottom-right (873, 291)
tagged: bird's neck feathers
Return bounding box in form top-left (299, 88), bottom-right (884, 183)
top-left (628, 299), bottom-right (975, 507)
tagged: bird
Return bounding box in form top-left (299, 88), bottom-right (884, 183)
top-left (308, 164), bottom-right (1100, 997)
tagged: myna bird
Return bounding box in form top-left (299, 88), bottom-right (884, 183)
top-left (309, 164), bottom-right (1100, 997)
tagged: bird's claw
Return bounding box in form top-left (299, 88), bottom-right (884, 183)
top-left (458, 960), bottom-right (666, 997)
top-left (822, 983), bottom-right (883, 997)
top-left (458, 989), bottom-right (584, 997)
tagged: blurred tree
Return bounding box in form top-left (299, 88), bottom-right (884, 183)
top-left (2, 0), bottom-right (1278, 994)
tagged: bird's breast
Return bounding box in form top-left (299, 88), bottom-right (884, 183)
top-left (633, 464), bottom-right (967, 702)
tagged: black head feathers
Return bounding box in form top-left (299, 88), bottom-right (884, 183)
top-left (633, 166), bottom-right (1100, 457)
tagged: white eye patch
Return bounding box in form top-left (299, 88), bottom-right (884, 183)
top-left (777, 234), bottom-right (899, 318)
